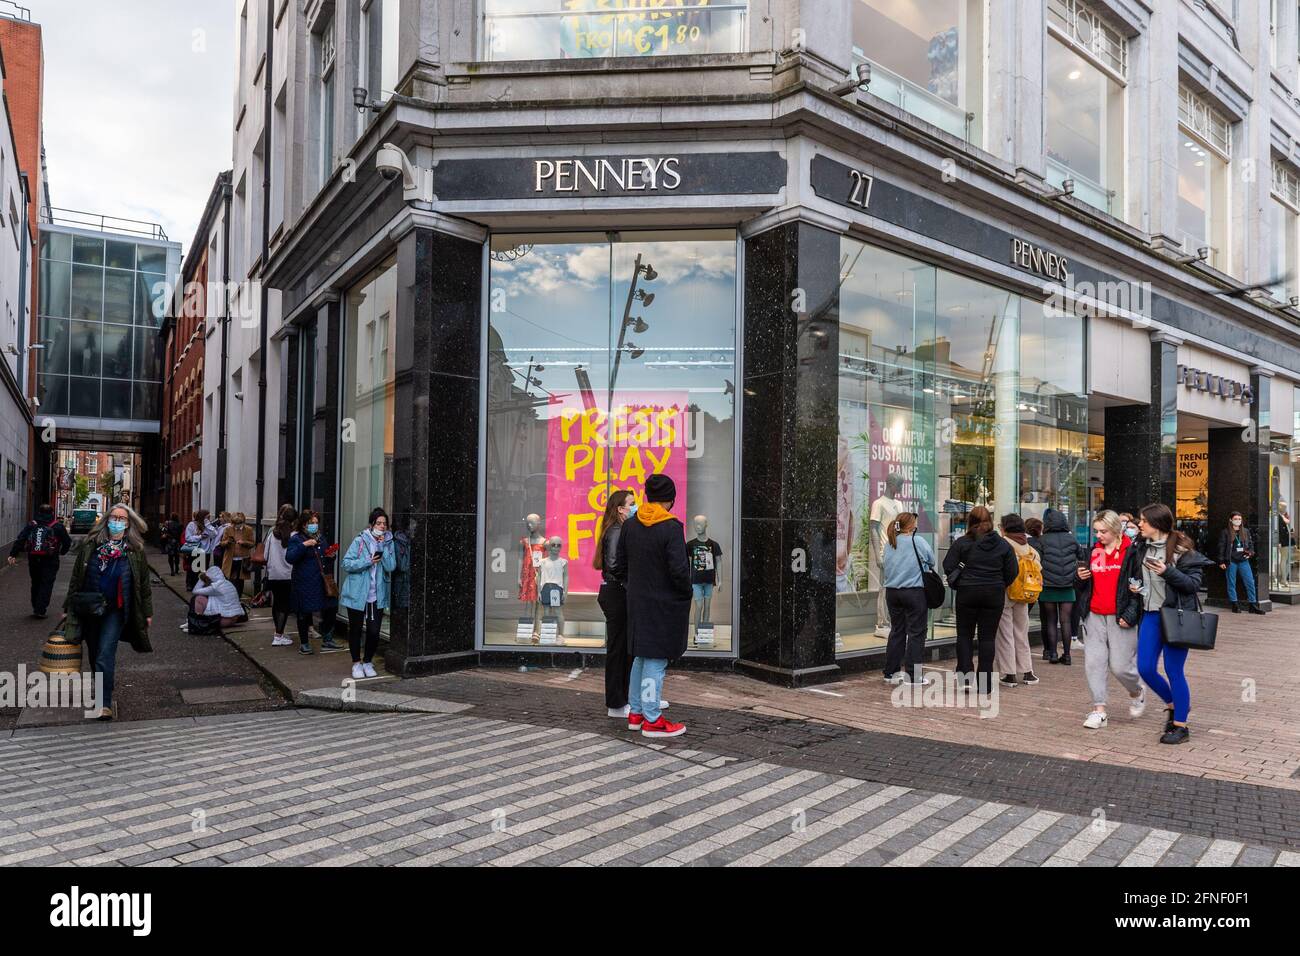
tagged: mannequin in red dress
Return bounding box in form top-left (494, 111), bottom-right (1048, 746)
top-left (518, 513), bottom-right (547, 640)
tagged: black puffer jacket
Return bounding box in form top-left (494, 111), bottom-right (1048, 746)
top-left (1030, 508), bottom-right (1084, 589)
top-left (942, 531), bottom-right (1018, 589)
top-left (614, 511), bottom-right (692, 661)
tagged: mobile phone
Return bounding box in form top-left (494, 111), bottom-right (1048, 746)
top-left (1143, 556), bottom-right (1163, 570)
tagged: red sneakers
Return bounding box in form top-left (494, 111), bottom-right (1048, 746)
top-left (640, 716), bottom-right (686, 738)
top-left (627, 713), bottom-right (644, 731)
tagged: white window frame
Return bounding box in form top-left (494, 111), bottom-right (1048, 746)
top-left (1046, 0), bottom-right (1127, 79)
top-left (1272, 159), bottom-right (1300, 301)
top-left (1177, 86), bottom-right (1233, 270)
top-left (317, 16), bottom-right (337, 189)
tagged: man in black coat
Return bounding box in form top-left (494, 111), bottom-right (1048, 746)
top-left (614, 473), bottom-right (691, 739)
top-left (7, 502), bottom-right (73, 617)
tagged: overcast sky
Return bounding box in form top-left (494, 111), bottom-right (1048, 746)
top-left (35, 0), bottom-right (235, 253)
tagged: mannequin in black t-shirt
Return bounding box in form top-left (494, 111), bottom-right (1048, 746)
top-left (687, 515), bottom-right (723, 628)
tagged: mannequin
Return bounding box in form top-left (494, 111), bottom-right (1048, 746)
top-left (869, 473), bottom-right (906, 637)
top-left (537, 535), bottom-right (569, 641)
top-left (518, 514), bottom-right (547, 639)
top-left (687, 514), bottom-right (723, 632)
top-left (1279, 501), bottom-right (1293, 589)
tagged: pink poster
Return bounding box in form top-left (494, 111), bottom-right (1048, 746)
top-left (547, 393), bottom-right (690, 594)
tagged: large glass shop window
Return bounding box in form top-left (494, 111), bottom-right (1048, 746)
top-left (484, 232), bottom-right (737, 652)
top-left (482, 0), bottom-right (749, 61)
top-left (835, 237), bottom-right (1086, 654)
top-left (340, 257), bottom-right (398, 624)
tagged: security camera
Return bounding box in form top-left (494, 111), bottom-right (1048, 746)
top-left (829, 62), bottom-right (871, 97)
top-left (376, 143), bottom-right (434, 203)
top-left (233, 391), bottom-right (245, 401)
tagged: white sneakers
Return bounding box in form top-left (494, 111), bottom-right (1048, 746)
top-left (608, 705), bottom-right (631, 719)
top-left (1129, 688), bottom-right (1147, 718)
top-left (1083, 710), bottom-right (1108, 730)
top-left (271, 634), bottom-right (293, 647)
top-left (362, 662), bottom-right (378, 679)
top-left (352, 663), bottom-right (365, 680)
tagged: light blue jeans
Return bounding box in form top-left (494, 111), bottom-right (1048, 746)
top-left (1225, 560), bottom-right (1257, 603)
top-left (628, 657), bottom-right (667, 723)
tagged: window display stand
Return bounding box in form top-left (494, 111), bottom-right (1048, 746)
top-left (538, 617), bottom-right (561, 646)
top-left (515, 618), bottom-right (536, 644)
top-left (692, 623), bottom-right (714, 648)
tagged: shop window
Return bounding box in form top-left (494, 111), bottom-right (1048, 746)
top-left (481, 0), bottom-right (749, 62)
top-left (851, 0), bottom-right (983, 144)
top-left (835, 237), bottom-right (1087, 656)
top-left (1044, 0), bottom-right (1126, 218)
top-left (339, 257), bottom-right (398, 621)
top-left (1177, 85), bottom-right (1232, 272)
top-left (484, 231), bottom-right (737, 653)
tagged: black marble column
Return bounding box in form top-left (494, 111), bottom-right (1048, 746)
top-left (737, 221), bottom-right (841, 686)
top-left (1103, 333), bottom-right (1179, 513)
top-left (1206, 370), bottom-right (1271, 610)
top-left (386, 225), bottom-right (484, 677)
top-left (277, 329), bottom-right (298, 510)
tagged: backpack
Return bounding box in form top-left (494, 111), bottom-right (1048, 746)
top-left (1007, 548), bottom-right (1043, 604)
top-left (27, 521), bottom-right (57, 557)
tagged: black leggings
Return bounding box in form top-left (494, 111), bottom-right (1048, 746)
top-left (269, 580), bottom-right (292, 634)
top-left (347, 604), bottom-right (384, 663)
top-left (296, 608), bottom-right (337, 646)
top-left (1041, 601), bottom-right (1075, 658)
top-left (954, 584), bottom-right (1004, 693)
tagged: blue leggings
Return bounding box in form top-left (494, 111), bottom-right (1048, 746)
top-left (1136, 611), bottom-right (1190, 723)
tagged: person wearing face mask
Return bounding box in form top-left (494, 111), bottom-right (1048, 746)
top-left (286, 509), bottom-right (344, 654)
top-left (60, 504), bottom-right (154, 720)
top-left (340, 507), bottom-right (397, 680)
top-left (594, 489), bottom-right (635, 718)
top-left (1217, 512), bottom-right (1264, 614)
top-left (219, 511), bottom-right (256, 596)
top-left (1119, 512), bottom-right (1139, 543)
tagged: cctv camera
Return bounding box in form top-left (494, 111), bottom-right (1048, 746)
top-left (376, 143), bottom-right (434, 203)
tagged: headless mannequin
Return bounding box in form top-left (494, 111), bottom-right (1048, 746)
top-left (537, 535), bottom-right (569, 640)
top-left (869, 475), bottom-right (905, 637)
top-left (519, 513), bottom-right (547, 638)
top-left (689, 514), bottom-right (723, 629)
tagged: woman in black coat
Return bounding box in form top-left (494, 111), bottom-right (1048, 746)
top-left (614, 474), bottom-right (691, 739)
top-left (1031, 508), bottom-right (1086, 664)
top-left (942, 505), bottom-right (1018, 694)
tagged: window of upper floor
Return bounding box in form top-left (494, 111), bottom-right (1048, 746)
top-left (1270, 159), bottom-right (1300, 301)
top-left (315, 13), bottom-right (338, 191)
top-left (1044, 0), bottom-right (1128, 219)
top-left (361, 0), bottom-right (399, 105)
top-left (1176, 84), bottom-right (1233, 273)
top-left (480, 0), bottom-right (750, 61)
top-left (851, 0), bottom-right (983, 145)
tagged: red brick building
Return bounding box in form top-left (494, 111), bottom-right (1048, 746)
top-left (162, 173), bottom-right (229, 520)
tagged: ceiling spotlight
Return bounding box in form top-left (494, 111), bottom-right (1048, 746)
top-left (628, 317), bottom-right (649, 334)
top-left (640, 264), bottom-right (658, 282)
top-left (626, 344), bottom-right (645, 359)
top-left (636, 290), bottom-right (655, 307)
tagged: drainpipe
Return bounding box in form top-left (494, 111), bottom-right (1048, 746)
top-left (216, 175), bottom-right (232, 513)
top-left (254, 3), bottom-right (273, 557)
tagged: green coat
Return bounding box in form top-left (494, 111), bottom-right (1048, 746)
top-left (62, 539), bottom-right (154, 653)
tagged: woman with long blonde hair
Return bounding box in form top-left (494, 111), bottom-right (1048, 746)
top-left (60, 503), bottom-right (154, 720)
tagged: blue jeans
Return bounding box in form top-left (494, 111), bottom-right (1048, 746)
top-left (1224, 560), bottom-right (1257, 603)
top-left (628, 657), bottom-right (667, 723)
top-left (83, 609), bottom-right (125, 709)
top-left (1137, 609), bottom-right (1190, 724)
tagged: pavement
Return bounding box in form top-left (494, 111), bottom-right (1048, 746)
top-left (0, 546), bottom-right (289, 730)
top-left (3, 550), bottom-right (1297, 866)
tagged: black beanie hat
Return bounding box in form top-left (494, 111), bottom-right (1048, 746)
top-left (644, 473), bottom-right (676, 503)
top-left (37, 502), bottom-right (53, 517)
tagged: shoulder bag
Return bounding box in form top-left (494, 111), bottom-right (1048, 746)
top-left (316, 549), bottom-right (340, 600)
top-left (912, 536), bottom-right (946, 609)
top-left (70, 592), bottom-right (108, 619)
top-left (1160, 594), bottom-right (1218, 651)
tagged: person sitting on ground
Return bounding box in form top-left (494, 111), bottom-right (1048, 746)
top-left (188, 565), bottom-right (248, 633)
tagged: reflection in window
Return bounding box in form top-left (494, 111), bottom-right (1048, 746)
top-left (851, 0), bottom-right (983, 143)
top-left (1177, 88), bottom-right (1231, 272)
top-left (482, 0), bottom-right (749, 61)
top-left (484, 231), bottom-right (737, 654)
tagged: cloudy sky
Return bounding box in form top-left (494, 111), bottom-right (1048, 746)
top-left (34, 0), bottom-right (235, 253)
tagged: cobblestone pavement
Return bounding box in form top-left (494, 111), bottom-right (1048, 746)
top-left (1, 709), bottom-right (1296, 867)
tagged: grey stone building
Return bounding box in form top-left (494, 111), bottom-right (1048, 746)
top-left (237, 0), bottom-right (1300, 683)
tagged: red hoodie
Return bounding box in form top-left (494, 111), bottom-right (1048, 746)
top-left (1088, 535), bottom-right (1129, 616)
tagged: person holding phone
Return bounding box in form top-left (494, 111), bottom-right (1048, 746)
top-left (286, 509), bottom-right (343, 655)
top-left (1114, 503), bottom-right (1214, 745)
top-left (1217, 512), bottom-right (1264, 615)
top-left (340, 507), bottom-right (397, 680)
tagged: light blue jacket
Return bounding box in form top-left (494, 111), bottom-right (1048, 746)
top-left (339, 531), bottom-right (397, 612)
top-left (883, 532), bottom-right (935, 590)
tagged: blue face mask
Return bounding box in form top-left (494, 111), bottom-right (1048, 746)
top-left (627, 502), bottom-right (638, 517)
top-left (307, 524), bottom-right (320, 535)
top-left (108, 519), bottom-right (127, 535)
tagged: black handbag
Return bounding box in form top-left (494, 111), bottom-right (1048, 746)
top-left (70, 591), bottom-right (107, 619)
top-left (1160, 599), bottom-right (1218, 651)
top-left (912, 536), bottom-right (946, 609)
